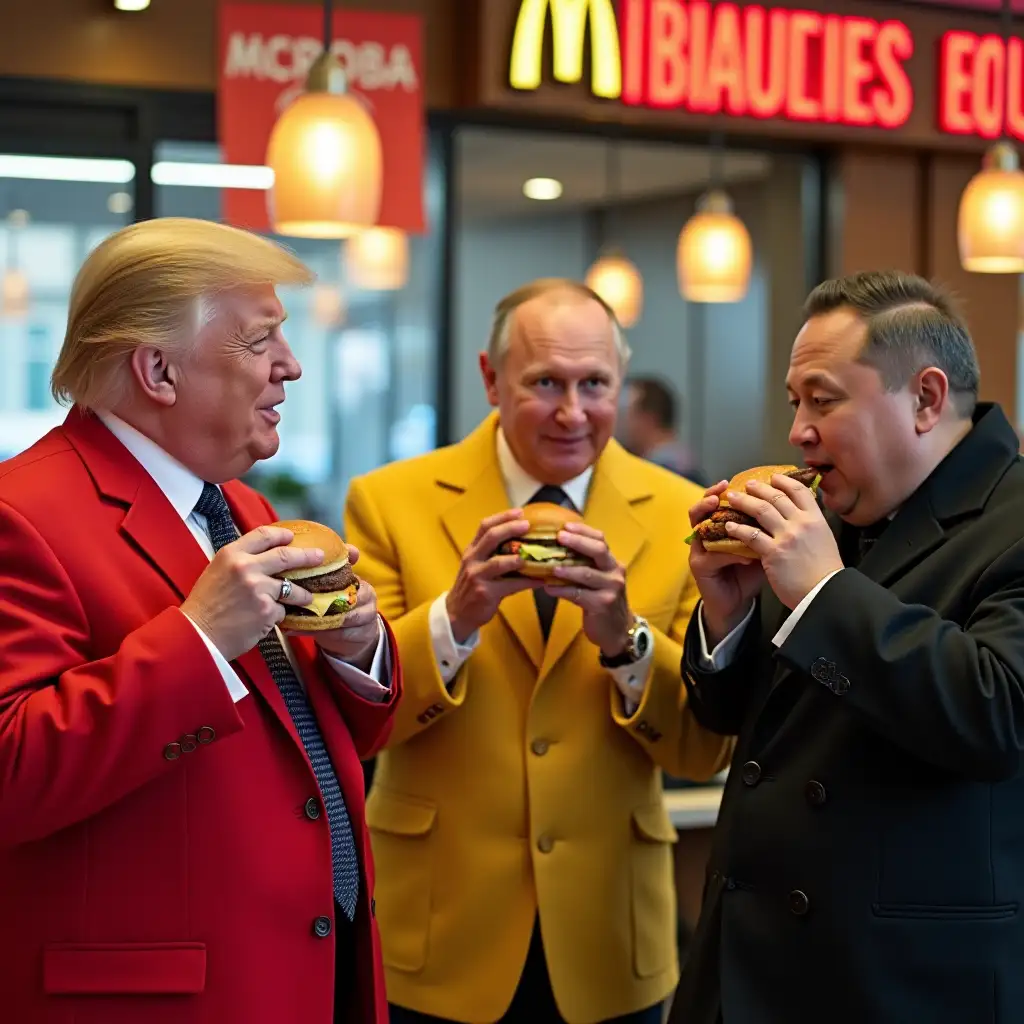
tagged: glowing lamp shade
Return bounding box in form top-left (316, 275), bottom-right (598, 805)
top-left (1, 269), bottom-right (29, 317)
top-left (958, 142), bottom-right (1024, 273)
top-left (585, 251), bottom-right (643, 328)
top-left (346, 227), bottom-right (409, 291)
top-left (266, 55), bottom-right (383, 239)
top-left (311, 283), bottom-right (346, 327)
top-left (677, 190), bottom-right (753, 303)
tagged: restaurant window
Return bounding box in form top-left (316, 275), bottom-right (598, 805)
top-left (153, 138), bottom-right (444, 529)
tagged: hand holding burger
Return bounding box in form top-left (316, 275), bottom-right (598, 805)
top-left (270, 520), bottom-right (381, 671)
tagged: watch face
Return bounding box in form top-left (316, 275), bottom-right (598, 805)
top-left (633, 627), bottom-right (650, 658)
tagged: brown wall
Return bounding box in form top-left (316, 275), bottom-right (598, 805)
top-left (832, 148), bottom-right (1019, 423)
top-left (0, 0), bottom-right (461, 106)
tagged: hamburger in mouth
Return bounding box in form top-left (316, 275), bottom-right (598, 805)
top-left (687, 465), bottom-right (821, 559)
top-left (270, 519), bottom-right (359, 631)
top-left (495, 502), bottom-right (595, 579)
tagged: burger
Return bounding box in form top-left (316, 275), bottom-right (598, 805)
top-left (688, 465), bottom-right (821, 559)
top-left (495, 502), bottom-right (595, 578)
top-left (270, 519), bottom-right (360, 631)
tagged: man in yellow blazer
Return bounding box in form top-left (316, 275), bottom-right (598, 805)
top-left (344, 279), bottom-right (733, 1024)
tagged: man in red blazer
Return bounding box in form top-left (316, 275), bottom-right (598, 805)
top-left (0, 217), bottom-right (402, 1024)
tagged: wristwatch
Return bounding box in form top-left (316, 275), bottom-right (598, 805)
top-left (599, 616), bottom-right (652, 668)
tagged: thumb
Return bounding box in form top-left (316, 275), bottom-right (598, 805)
top-left (346, 544), bottom-right (361, 565)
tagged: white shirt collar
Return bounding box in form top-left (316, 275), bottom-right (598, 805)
top-left (495, 426), bottom-right (593, 512)
top-left (96, 411), bottom-right (206, 524)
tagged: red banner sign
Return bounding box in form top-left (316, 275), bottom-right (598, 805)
top-left (217, 3), bottom-right (424, 235)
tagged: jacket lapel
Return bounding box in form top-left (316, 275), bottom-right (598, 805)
top-left (538, 441), bottom-right (650, 681)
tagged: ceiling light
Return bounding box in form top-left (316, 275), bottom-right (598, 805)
top-left (114, 0), bottom-right (150, 9)
top-left (107, 191), bottom-right (133, 215)
top-left (677, 190), bottom-right (753, 303)
top-left (1, 270), bottom-right (29, 318)
top-left (523, 177), bottom-right (563, 201)
top-left (151, 161), bottom-right (273, 190)
top-left (0, 155), bottom-right (135, 184)
top-left (346, 227), bottom-right (409, 291)
top-left (958, 141), bottom-right (1024, 273)
top-left (585, 250), bottom-right (643, 328)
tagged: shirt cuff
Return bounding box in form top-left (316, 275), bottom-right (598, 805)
top-left (606, 645), bottom-right (655, 717)
top-left (429, 592), bottom-right (479, 685)
top-left (322, 617), bottom-right (392, 703)
top-left (182, 611), bottom-right (249, 703)
top-left (697, 600), bottom-right (757, 671)
top-left (771, 569), bottom-right (844, 648)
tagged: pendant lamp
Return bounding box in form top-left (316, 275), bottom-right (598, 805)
top-left (265, 0), bottom-right (383, 238)
top-left (584, 141), bottom-right (644, 327)
top-left (2, 209), bottom-right (29, 318)
top-left (346, 226), bottom-right (409, 291)
top-left (311, 282), bottom-right (346, 327)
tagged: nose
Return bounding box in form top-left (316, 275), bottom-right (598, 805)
top-left (555, 385), bottom-right (586, 428)
top-left (273, 338), bottom-right (302, 383)
top-left (788, 405), bottom-right (818, 449)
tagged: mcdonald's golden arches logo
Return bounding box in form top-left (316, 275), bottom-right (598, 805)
top-left (508, 0), bottom-right (622, 100)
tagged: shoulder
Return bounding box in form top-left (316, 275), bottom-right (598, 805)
top-left (0, 428), bottom-right (85, 518)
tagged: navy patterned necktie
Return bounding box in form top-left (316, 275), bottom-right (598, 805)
top-left (528, 485), bottom-right (574, 641)
top-left (193, 483), bottom-right (360, 921)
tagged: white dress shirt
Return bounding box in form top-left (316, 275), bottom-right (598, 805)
top-left (426, 427), bottom-right (654, 711)
top-left (98, 413), bottom-right (390, 703)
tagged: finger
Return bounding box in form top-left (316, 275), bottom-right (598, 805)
top-left (330, 602), bottom-right (377, 628)
top-left (479, 554), bottom-right (528, 579)
top-left (745, 479), bottom-right (799, 519)
top-left (473, 508), bottom-right (526, 542)
top-left (354, 581), bottom-right (375, 606)
top-left (473, 518), bottom-right (532, 560)
top-left (704, 480), bottom-right (729, 497)
top-left (252, 543), bottom-right (325, 576)
top-left (492, 576), bottom-right (543, 598)
top-left (542, 584), bottom-right (600, 609)
top-left (689, 493), bottom-right (723, 528)
top-left (556, 530), bottom-right (616, 570)
top-left (724, 519), bottom-right (773, 556)
top-left (771, 472), bottom-right (821, 512)
top-left (560, 521), bottom-right (603, 540)
top-left (274, 578), bottom-right (314, 607)
top-left (724, 488), bottom-right (786, 534)
top-left (551, 563), bottom-right (617, 590)
top-left (346, 544), bottom-right (361, 565)
top-left (234, 525), bottom-right (296, 554)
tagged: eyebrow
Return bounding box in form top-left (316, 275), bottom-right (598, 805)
top-left (244, 313), bottom-right (287, 339)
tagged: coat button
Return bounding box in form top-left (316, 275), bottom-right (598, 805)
top-left (180, 734), bottom-right (198, 754)
top-left (805, 780), bottom-right (827, 806)
top-left (741, 760), bottom-right (761, 786)
top-left (163, 742), bottom-right (182, 761)
top-left (810, 657), bottom-right (835, 683)
top-left (531, 738), bottom-right (549, 756)
top-left (312, 915), bottom-right (332, 938)
top-left (371, 898), bottom-right (376, 918)
top-left (832, 675), bottom-right (850, 695)
top-left (537, 834), bottom-right (554, 854)
top-left (304, 797), bottom-right (321, 821)
top-left (196, 726), bottom-right (216, 744)
top-left (789, 890), bottom-right (810, 916)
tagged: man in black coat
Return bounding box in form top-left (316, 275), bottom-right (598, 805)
top-left (670, 270), bottom-right (1024, 1024)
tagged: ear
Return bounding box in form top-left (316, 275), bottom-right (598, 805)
top-left (479, 351), bottom-right (500, 408)
top-left (911, 366), bottom-right (949, 434)
top-left (128, 346), bottom-right (179, 408)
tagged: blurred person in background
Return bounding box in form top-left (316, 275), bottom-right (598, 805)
top-left (621, 377), bottom-right (709, 487)
top-left (0, 218), bottom-right (401, 1024)
top-left (672, 270), bottom-right (1024, 1024)
top-left (344, 278), bottom-right (733, 1024)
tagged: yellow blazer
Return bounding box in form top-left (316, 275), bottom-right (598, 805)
top-left (345, 414), bottom-right (733, 1024)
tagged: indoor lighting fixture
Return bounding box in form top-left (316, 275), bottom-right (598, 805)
top-left (959, 144), bottom-right (1024, 273)
top-left (346, 226), bottom-right (409, 291)
top-left (114, 0), bottom-right (150, 9)
top-left (311, 283), bottom-right (347, 327)
top-left (523, 177), bottom-right (563, 201)
top-left (0, 155), bottom-right (134, 183)
top-left (1, 268), bottom-right (29, 318)
top-left (677, 189), bottom-right (753, 303)
top-left (107, 191), bottom-right (133, 215)
top-left (151, 161), bottom-right (273, 190)
top-left (265, 0), bottom-right (383, 237)
top-left (585, 249), bottom-right (643, 328)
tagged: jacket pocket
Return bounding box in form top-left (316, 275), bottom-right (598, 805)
top-left (43, 942), bottom-right (206, 995)
top-left (873, 902), bottom-right (1018, 922)
top-left (630, 803), bottom-right (679, 979)
top-left (366, 788), bottom-right (438, 973)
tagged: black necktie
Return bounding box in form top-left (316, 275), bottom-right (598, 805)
top-left (193, 483), bottom-right (360, 920)
top-left (528, 485), bottom-right (574, 641)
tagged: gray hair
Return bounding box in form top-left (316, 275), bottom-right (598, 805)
top-left (487, 278), bottom-right (632, 366)
top-left (803, 270), bottom-right (979, 418)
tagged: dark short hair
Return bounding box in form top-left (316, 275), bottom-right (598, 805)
top-left (628, 376), bottom-right (677, 429)
top-left (802, 270), bottom-right (979, 417)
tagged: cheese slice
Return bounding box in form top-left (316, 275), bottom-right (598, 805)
top-left (306, 591), bottom-right (347, 617)
top-left (517, 543), bottom-right (567, 561)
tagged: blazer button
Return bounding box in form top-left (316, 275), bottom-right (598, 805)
top-left (537, 834), bottom-right (554, 854)
top-left (805, 780), bottom-right (827, 806)
top-left (163, 742), bottom-right (182, 761)
top-left (741, 760), bottom-right (761, 786)
top-left (304, 797), bottom-right (321, 821)
top-left (531, 738), bottom-right (550, 756)
top-left (312, 915), bottom-right (332, 938)
top-left (789, 890), bottom-right (810, 916)
top-left (196, 726), bottom-right (216, 744)
top-left (371, 898), bottom-right (376, 918)
top-left (180, 734), bottom-right (198, 754)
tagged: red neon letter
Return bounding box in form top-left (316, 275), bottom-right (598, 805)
top-left (646, 0), bottom-right (687, 108)
top-left (786, 11), bottom-right (823, 121)
top-left (841, 17), bottom-right (877, 126)
top-left (1008, 37), bottom-right (1024, 140)
top-left (706, 2), bottom-right (746, 116)
top-left (744, 6), bottom-right (788, 119)
top-left (972, 35), bottom-right (1005, 139)
top-left (940, 31), bottom-right (978, 134)
top-left (872, 21), bottom-right (913, 128)
top-left (621, 0), bottom-right (648, 106)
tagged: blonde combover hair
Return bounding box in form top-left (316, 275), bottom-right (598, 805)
top-left (51, 217), bottom-right (315, 410)
top-left (487, 278), bottom-right (632, 366)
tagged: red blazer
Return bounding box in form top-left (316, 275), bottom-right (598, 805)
top-left (0, 408), bottom-right (401, 1024)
